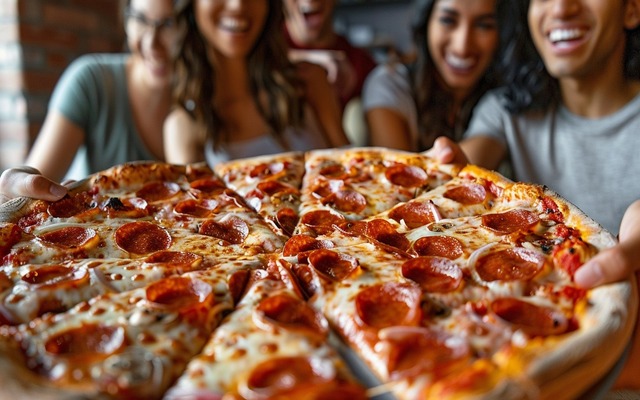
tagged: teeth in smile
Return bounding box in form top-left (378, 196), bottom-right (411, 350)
top-left (219, 17), bottom-right (248, 32)
top-left (549, 29), bottom-right (583, 43)
top-left (446, 55), bottom-right (474, 69)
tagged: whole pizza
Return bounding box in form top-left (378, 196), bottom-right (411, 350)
top-left (0, 147), bottom-right (636, 400)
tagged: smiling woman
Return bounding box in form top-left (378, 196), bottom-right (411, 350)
top-left (361, 0), bottom-right (515, 151)
top-left (162, 0), bottom-right (350, 167)
top-left (0, 0), bottom-right (188, 204)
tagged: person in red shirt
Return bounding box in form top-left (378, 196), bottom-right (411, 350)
top-left (283, 0), bottom-right (377, 111)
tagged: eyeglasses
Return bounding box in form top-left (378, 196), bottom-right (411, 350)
top-left (125, 8), bottom-right (181, 43)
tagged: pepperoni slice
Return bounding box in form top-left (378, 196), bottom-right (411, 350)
top-left (174, 199), bottom-right (218, 217)
top-left (282, 235), bottom-right (334, 257)
top-left (244, 356), bottom-right (334, 399)
top-left (389, 202), bottom-right (436, 229)
top-left (47, 192), bottom-right (96, 218)
top-left (45, 324), bottom-right (125, 360)
top-left (199, 216), bottom-right (249, 245)
top-left (190, 178), bottom-right (227, 194)
top-left (21, 265), bottom-right (89, 289)
top-left (308, 249), bottom-right (359, 281)
top-left (115, 221), bottom-right (171, 254)
top-left (254, 293), bottom-right (329, 338)
top-left (135, 181), bottom-right (180, 202)
top-left (39, 226), bottom-right (97, 248)
top-left (0, 223), bottom-right (21, 257)
top-left (355, 282), bottom-right (422, 329)
top-left (482, 209), bottom-right (539, 235)
top-left (475, 247), bottom-right (545, 282)
top-left (257, 180), bottom-right (291, 196)
top-left (402, 257), bottom-right (462, 293)
top-left (144, 251), bottom-right (202, 268)
top-left (385, 164), bottom-right (428, 187)
top-left (299, 210), bottom-right (345, 235)
top-left (413, 235), bottom-right (463, 259)
top-left (380, 327), bottom-right (470, 379)
top-left (365, 219), bottom-right (410, 251)
top-left (275, 207), bottom-right (298, 237)
top-left (228, 269), bottom-right (251, 305)
top-left (318, 163), bottom-right (346, 179)
top-left (322, 190), bottom-right (367, 213)
top-left (250, 162), bottom-right (285, 179)
top-left (0, 272), bottom-right (11, 292)
top-left (443, 183), bottom-right (487, 205)
top-left (491, 297), bottom-right (568, 336)
top-left (146, 276), bottom-right (213, 312)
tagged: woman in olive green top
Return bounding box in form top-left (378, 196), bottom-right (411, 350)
top-left (0, 0), bottom-right (185, 203)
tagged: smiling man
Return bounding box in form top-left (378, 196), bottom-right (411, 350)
top-left (427, 0), bottom-right (640, 391)
top-left (283, 0), bottom-right (376, 111)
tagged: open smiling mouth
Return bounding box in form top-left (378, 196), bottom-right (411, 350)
top-left (549, 28), bottom-right (585, 45)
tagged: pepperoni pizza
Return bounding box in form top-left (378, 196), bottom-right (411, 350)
top-left (0, 149), bottom-right (636, 400)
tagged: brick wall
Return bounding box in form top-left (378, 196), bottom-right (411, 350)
top-left (0, 0), bottom-right (124, 171)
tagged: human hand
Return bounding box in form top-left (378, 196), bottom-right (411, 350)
top-left (574, 200), bottom-right (640, 288)
top-left (0, 167), bottom-right (68, 204)
top-left (423, 136), bottom-right (470, 164)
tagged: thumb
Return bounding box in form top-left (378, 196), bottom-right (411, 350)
top-left (574, 246), bottom-right (634, 289)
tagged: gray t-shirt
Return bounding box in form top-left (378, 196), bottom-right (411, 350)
top-left (466, 90), bottom-right (640, 235)
top-left (50, 53), bottom-right (156, 179)
top-left (362, 63), bottom-right (419, 149)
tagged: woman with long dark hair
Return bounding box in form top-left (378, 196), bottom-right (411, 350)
top-left (163, 0), bottom-right (349, 166)
top-left (362, 0), bottom-right (514, 151)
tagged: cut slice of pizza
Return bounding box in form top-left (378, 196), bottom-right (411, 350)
top-left (0, 256), bottom-right (267, 399)
top-left (214, 152), bottom-right (305, 237)
top-left (0, 251), bottom-right (216, 325)
top-left (165, 266), bottom-right (368, 399)
top-left (295, 147), bottom-right (460, 237)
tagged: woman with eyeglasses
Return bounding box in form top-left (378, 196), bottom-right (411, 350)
top-left (0, 0), bottom-right (186, 203)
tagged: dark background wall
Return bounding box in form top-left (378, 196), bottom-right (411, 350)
top-left (0, 0), bottom-right (124, 171)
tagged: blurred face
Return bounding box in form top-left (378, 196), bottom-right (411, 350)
top-left (284, 0), bottom-right (336, 46)
top-left (427, 0), bottom-right (498, 99)
top-left (126, 0), bottom-right (183, 87)
top-left (195, 0), bottom-right (268, 61)
top-left (528, 0), bottom-right (636, 81)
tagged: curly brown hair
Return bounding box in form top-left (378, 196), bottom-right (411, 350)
top-left (173, 0), bottom-right (305, 150)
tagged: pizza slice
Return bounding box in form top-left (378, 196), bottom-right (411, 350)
top-left (165, 266), bottom-right (367, 399)
top-left (0, 256), bottom-right (267, 399)
top-left (214, 152), bottom-right (305, 237)
top-left (295, 147), bottom-right (460, 237)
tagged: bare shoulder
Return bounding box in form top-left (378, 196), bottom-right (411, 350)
top-left (164, 107), bottom-right (197, 135)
